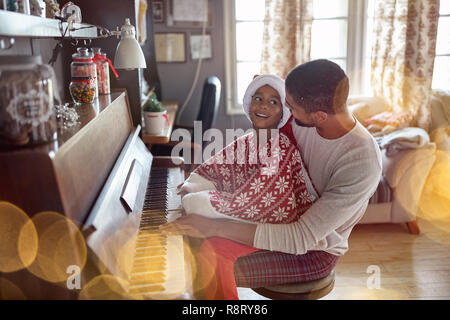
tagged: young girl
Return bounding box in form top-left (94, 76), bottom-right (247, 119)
top-left (178, 74), bottom-right (319, 224)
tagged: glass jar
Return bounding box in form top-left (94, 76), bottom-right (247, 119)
top-left (92, 48), bottom-right (111, 95)
top-left (69, 77), bottom-right (97, 104)
top-left (70, 47), bottom-right (98, 104)
top-left (0, 56), bottom-right (57, 147)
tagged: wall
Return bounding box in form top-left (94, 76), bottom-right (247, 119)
top-left (153, 0), bottom-right (251, 133)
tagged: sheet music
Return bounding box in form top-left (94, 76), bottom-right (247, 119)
top-left (173, 0), bottom-right (207, 22)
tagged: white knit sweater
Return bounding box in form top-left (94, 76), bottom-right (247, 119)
top-left (254, 118), bottom-right (382, 256)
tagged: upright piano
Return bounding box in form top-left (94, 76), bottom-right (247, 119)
top-left (0, 90), bottom-right (194, 299)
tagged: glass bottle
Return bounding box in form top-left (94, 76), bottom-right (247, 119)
top-left (92, 48), bottom-right (111, 95)
top-left (69, 47), bottom-right (98, 104)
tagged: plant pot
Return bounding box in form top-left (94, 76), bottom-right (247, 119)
top-left (143, 110), bottom-right (168, 134)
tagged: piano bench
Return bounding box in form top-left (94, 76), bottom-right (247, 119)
top-left (251, 270), bottom-right (335, 300)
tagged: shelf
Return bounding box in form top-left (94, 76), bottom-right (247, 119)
top-left (0, 90), bottom-right (126, 155)
top-left (0, 10), bottom-right (98, 38)
top-left (142, 101), bottom-right (178, 145)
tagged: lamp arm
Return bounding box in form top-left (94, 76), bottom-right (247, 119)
top-left (60, 20), bottom-right (120, 40)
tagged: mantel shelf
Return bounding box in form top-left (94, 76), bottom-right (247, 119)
top-left (0, 10), bottom-right (98, 39)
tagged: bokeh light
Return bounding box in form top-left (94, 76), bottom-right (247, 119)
top-left (0, 202), bottom-right (38, 273)
top-left (78, 275), bottom-right (128, 300)
top-left (417, 149), bottom-right (450, 239)
top-left (27, 211), bottom-right (87, 283)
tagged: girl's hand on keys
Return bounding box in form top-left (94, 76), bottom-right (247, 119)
top-left (176, 182), bottom-right (187, 196)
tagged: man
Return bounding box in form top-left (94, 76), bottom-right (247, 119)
top-left (160, 59), bottom-right (382, 291)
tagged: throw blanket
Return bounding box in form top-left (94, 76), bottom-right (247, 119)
top-left (377, 127), bottom-right (434, 156)
top-left (181, 118), bottom-right (319, 299)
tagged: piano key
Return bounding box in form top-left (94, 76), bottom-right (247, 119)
top-left (139, 225), bottom-right (160, 230)
top-left (136, 240), bottom-right (167, 248)
top-left (131, 271), bottom-right (165, 282)
top-left (135, 247), bottom-right (167, 256)
top-left (132, 256), bottom-right (166, 266)
top-left (137, 232), bottom-right (165, 239)
top-left (140, 218), bottom-right (165, 224)
top-left (130, 278), bottom-right (166, 287)
top-left (140, 215), bottom-right (166, 220)
top-left (128, 285), bottom-right (166, 296)
top-left (131, 261), bottom-right (166, 271)
top-left (140, 221), bottom-right (167, 226)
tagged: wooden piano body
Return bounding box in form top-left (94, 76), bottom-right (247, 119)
top-left (0, 90), bottom-right (193, 299)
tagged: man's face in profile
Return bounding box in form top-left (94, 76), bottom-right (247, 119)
top-left (285, 91), bottom-right (315, 128)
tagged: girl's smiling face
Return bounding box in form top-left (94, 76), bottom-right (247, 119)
top-left (249, 85), bottom-right (283, 129)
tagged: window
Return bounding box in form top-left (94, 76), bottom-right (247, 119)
top-left (224, 0), bottom-right (375, 115)
top-left (224, 0), bottom-right (266, 115)
top-left (432, 1), bottom-right (450, 90)
top-left (311, 0), bottom-right (349, 73)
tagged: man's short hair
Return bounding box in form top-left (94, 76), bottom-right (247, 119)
top-left (285, 59), bottom-right (349, 114)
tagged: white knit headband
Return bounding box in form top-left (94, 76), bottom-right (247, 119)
top-left (242, 74), bottom-right (291, 129)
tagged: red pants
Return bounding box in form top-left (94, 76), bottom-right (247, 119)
top-left (197, 237), bottom-right (339, 300)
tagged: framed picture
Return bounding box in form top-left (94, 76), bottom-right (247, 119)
top-left (190, 34), bottom-right (212, 60)
top-left (154, 33), bottom-right (186, 63)
top-left (152, 0), bottom-right (164, 23)
top-left (166, 0), bottom-right (213, 27)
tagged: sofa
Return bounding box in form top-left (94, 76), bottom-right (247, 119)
top-left (348, 90), bottom-right (450, 234)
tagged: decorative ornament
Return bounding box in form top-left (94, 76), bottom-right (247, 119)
top-left (45, 0), bottom-right (60, 18)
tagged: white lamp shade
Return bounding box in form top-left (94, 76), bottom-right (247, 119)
top-left (114, 37), bottom-right (147, 69)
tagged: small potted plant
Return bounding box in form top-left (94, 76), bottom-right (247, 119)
top-left (142, 90), bottom-right (168, 134)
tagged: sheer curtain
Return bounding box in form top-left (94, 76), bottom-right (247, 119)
top-left (260, 0), bottom-right (313, 77)
top-left (371, 0), bottom-right (440, 130)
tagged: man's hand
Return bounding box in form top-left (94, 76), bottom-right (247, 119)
top-left (159, 214), bottom-right (217, 238)
top-left (159, 214), bottom-right (257, 247)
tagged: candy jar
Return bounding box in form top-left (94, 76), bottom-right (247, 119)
top-left (69, 47), bottom-right (98, 104)
top-left (0, 55), bottom-right (57, 146)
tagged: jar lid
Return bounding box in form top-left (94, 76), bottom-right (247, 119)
top-left (0, 55), bottom-right (43, 65)
top-left (92, 47), bottom-right (107, 58)
top-left (72, 47), bottom-right (94, 59)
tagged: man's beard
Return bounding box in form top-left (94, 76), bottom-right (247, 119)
top-left (294, 118), bottom-right (315, 128)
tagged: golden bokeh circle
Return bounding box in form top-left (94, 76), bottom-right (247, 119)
top-left (417, 149), bottom-right (450, 240)
top-left (0, 202), bottom-right (38, 273)
top-left (27, 211), bottom-right (87, 283)
top-left (79, 275), bottom-right (129, 300)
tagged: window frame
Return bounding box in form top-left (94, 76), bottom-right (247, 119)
top-left (432, 10), bottom-right (450, 90)
top-left (224, 0), bottom-right (372, 115)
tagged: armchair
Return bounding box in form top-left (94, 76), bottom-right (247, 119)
top-left (348, 90), bottom-right (450, 234)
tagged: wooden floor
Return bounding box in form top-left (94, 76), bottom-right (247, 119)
top-left (238, 179), bottom-right (450, 300)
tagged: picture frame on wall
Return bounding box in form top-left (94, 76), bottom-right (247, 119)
top-left (190, 34), bottom-right (212, 60)
top-left (154, 32), bottom-right (186, 63)
top-left (152, 0), bottom-right (164, 23)
top-left (166, 0), bottom-right (213, 27)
